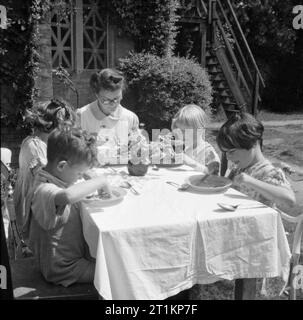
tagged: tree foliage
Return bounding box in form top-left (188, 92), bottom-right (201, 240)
top-left (0, 0), bottom-right (38, 128)
top-left (232, 0), bottom-right (302, 111)
top-left (233, 0), bottom-right (298, 57)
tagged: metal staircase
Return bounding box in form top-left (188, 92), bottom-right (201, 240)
top-left (198, 0), bottom-right (265, 117)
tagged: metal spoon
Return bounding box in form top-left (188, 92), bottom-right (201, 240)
top-left (200, 173), bottom-right (209, 183)
top-left (217, 203), bottom-right (240, 211)
top-left (108, 166), bottom-right (118, 174)
top-left (166, 181), bottom-right (190, 191)
top-left (217, 202), bottom-right (267, 211)
top-left (120, 180), bottom-right (140, 195)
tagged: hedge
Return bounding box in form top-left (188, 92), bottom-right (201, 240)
top-left (119, 52), bottom-right (213, 132)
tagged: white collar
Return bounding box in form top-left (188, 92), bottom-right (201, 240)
top-left (95, 100), bottom-right (122, 121)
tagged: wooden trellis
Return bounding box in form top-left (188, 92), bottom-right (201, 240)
top-left (83, 0), bottom-right (108, 70)
top-left (51, 0), bottom-right (108, 71)
top-left (51, 9), bottom-right (74, 69)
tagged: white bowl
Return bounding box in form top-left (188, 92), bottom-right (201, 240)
top-left (187, 174), bottom-right (232, 193)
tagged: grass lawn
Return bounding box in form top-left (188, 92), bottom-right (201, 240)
top-left (262, 124), bottom-right (303, 168)
top-left (211, 109), bottom-right (303, 123)
top-left (257, 109), bottom-right (303, 121)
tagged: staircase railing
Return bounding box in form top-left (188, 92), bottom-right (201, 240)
top-left (200, 0), bottom-right (265, 114)
top-left (224, 0), bottom-right (265, 86)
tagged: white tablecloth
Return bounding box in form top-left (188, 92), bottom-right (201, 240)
top-left (80, 165), bottom-right (291, 300)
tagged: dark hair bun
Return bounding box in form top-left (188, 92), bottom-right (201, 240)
top-left (24, 99), bottom-right (75, 133)
top-left (90, 68), bottom-right (125, 94)
top-left (216, 112), bottom-right (264, 151)
top-left (109, 75), bottom-right (123, 84)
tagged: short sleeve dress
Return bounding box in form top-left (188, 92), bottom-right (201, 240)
top-left (13, 136), bottom-right (47, 235)
top-left (228, 159), bottom-right (292, 208)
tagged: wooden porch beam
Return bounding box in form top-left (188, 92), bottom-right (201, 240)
top-left (74, 0), bottom-right (83, 73)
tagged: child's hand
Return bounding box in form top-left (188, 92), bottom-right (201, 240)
top-left (183, 154), bottom-right (209, 173)
top-left (97, 179), bottom-right (112, 198)
top-left (206, 161), bottom-right (219, 175)
top-left (83, 168), bottom-right (99, 180)
top-left (100, 181), bottom-right (111, 194)
top-left (98, 186), bottom-right (112, 199)
top-left (83, 170), bottom-right (112, 196)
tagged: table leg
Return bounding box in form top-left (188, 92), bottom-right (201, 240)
top-left (234, 279), bottom-right (257, 300)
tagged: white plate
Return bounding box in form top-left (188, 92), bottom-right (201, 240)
top-left (82, 187), bottom-right (127, 207)
top-left (187, 174), bottom-right (232, 193)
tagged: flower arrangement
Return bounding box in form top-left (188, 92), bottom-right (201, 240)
top-left (126, 129), bottom-right (150, 176)
top-left (95, 129), bottom-right (184, 173)
top-left (149, 133), bottom-right (184, 165)
top-left (127, 130), bottom-right (184, 168)
top-left (127, 130), bottom-right (151, 165)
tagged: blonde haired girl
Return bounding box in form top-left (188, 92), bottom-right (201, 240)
top-left (172, 104), bottom-right (220, 174)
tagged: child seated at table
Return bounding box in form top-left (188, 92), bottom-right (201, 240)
top-left (14, 99), bottom-right (75, 239)
top-left (216, 112), bottom-right (296, 209)
top-left (171, 104), bottom-right (220, 174)
top-left (27, 125), bottom-right (111, 287)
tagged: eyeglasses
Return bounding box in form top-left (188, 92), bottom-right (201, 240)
top-left (98, 96), bottom-right (122, 105)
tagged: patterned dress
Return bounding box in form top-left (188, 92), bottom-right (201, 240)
top-left (228, 159), bottom-right (292, 208)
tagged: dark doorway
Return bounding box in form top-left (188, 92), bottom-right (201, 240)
top-left (174, 21), bottom-right (206, 67)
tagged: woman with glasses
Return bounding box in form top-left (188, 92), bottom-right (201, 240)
top-left (76, 68), bottom-right (139, 164)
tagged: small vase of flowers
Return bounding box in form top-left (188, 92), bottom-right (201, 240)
top-left (127, 161), bottom-right (149, 176)
top-left (127, 130), bottom-right (150, 176)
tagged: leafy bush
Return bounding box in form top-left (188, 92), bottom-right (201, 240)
top-left (119, 53), bottom-right (213, 132)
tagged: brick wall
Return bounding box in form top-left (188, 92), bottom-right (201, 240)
top-left (53, 71), bottom-right (96, 109)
